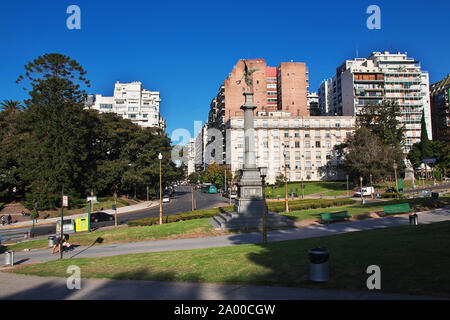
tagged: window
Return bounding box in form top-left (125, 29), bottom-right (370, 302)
top-left (100, 104), bottom-right (112, 109)
top-left (284, 131), bottom-right (289, 138)
top-left (316, 151), bottom-right (321, 159)
top-left (305, 161), bottom-right (311, 169)
top-left (283, 120), bottom-right (289, 128)
top-left (335, 121), bottom-right (341, 128)
top-left (295, 141), bottom-right (300, 148)
top-left (295, 162), bottom-right (301, 170)
top-left (273, 120), bottom-right (279, 127)
top-left (294, 120), bottom-right (300, 127)
top-left (143, 114), bottom-right (148, 118)
top-left (315, 131), bottom-right (321, 138)
top-left (294, 132), bottom-right (300, 138)
top-left (325, 131), bottom-right (331, 138)
top-left (335, 131), bottom-right (341, 138)
top-left (305, 131), bottom-right (310, 138)
top-left (314, 120), bottom-right (320, 128)
top-left (315, 141), bottom-right (321, 148)
top-left (284, 151), bottom-right (290, 160)
top-left (263, 121), bottom-right (268, 128)
top-left (325, 120), bottom-right (330, 128)
top-left (305, 141), bottom-right (311, 148)
top-left (304, 120), bottom-right (310, 128)
top-left (128, 107), bottom-right (138, 111)
top-left (295, 151), bottom-right (300, 160)
top-left (305, 151), bottom-right (311, 160)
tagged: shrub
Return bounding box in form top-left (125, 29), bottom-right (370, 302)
top-left (268, 198), bottom-right (356, 212)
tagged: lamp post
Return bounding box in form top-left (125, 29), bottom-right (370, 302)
top-left (346, 174), bottom-right (349, 197)
top-left (393, 160), bottom-right (399, 197)
top-left (359, 176), bottom-right (364, 205)
top-left (283, 149), bottom-right (289, 213)
top-left (369, 174), bottom-right (373, 199)
top-left (259, 166), bottom-right (268, 244)
top-left (158, 152), bottom-right (163, 225)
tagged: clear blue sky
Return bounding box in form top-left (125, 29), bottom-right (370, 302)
top-left (1, 0), bottom-right (449, 144)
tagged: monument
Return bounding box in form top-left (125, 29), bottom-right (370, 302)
top-left (209, 62), bottom-right (294, 230)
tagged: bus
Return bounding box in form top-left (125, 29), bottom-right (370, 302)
top-left (201, 184), bottom-right (217, 194)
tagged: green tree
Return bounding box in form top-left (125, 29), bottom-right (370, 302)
top-left (357, 99), bottom-right (404, 147)
top-left (203, 163), bottom-right (231, 188)
top-left (343, 127), bottom-right (404, 184)
top-left (16, 53), bottom-right (97, 209)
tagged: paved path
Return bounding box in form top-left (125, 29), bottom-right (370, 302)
top-left (0, 271), bottom-right (442, 300)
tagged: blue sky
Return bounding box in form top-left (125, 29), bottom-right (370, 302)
top-left (1, 0), bottom-right (449, 144)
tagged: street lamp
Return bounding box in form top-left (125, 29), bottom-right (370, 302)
top-left (283, 148), bottom-right (289, 213)
top-left (158, 152), bottom-right (163, 225)
top-left (393, 160), bottom-right (399, 198)
top-left (369, 174), bottom-right (373, 199)
top-left (360, 176), bottom-right (364, 205)
top-left (259, 166), bottom-right (268, 244)
top-left (346, 174), bottom-right (349, 197)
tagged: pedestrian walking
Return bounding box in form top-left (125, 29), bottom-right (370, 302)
top-left (7, 214), bottom-right (11, 225)
top-left (1, 215), bottom-right (5, 226)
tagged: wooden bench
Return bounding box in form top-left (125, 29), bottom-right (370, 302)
top-left (382, 203), bottom-right (412, 215)
top-left (320, 211), bottom-right (351, 224)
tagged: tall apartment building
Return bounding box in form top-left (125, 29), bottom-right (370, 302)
top-left (318, 51), bottom-right (432, 152)
top-left (430, 74), bottom-right (450, 141)
top-left (206, 59), bottom-right (309, 167)
top-left (88, 81), bottom-right (166, 130)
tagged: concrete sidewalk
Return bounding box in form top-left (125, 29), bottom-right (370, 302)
top-left (0, 200), bottom-right (159, 230)
top-left (0, 271), bottom-right (443, 300)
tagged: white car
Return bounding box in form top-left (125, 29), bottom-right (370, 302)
top-left (354, 187), bottom-right (375, 197)
top-left (162, 195), bottom-right (170, 203)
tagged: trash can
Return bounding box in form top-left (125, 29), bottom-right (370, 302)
top-left (5, 250), bottom-right (14, 266)
top-left (48, 236), bottom-right (56, 247)
top-left (409, 213), bottom-right (418, 225)
top-left (308, 247), bottom-right (330, 282)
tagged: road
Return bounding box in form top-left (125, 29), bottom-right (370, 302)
top-left (0, 186), bottom-right (229, 243)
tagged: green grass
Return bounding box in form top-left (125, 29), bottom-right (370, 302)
top-left (38, 199), bottom-right (129, 219)
top-left (10, 220), bottom-right (450, 298)
top-left (266, 181), bottom-right (349, 198)
top-left (5, 218), bottom-right (230, 252)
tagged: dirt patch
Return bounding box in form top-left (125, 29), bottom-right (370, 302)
top-left (294, 219), bottom-right (321, 227)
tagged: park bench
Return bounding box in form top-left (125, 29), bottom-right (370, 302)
top-left (382, 203), bottom-right (412, 215)
top-left (320, 211), bottom-right (351, 224)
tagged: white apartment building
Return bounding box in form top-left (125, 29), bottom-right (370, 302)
top-left (318, 51), bottom-right (432, 152)
top-left (225, 112), bottom-right (356, 184)
top-left (186, 138), bottom-right (196, 176)
top-left (89, 81), bottom-right (166, 130)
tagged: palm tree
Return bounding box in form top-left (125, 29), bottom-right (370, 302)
top-left (0, 100), bottom-right (23, 113)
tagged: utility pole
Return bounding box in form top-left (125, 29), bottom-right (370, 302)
top-left (191, 184), bottom-right (195, 211)
top-left (114, 191), bottom-right (118, 227)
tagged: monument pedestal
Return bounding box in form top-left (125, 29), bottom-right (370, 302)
top-left (208, 91), bottom-right (294, 231)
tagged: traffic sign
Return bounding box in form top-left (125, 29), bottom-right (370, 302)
top-left (62, 195), bottom-right (68, 207)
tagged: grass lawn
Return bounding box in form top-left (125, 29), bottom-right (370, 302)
top-left (5, 218), bottom-right (230, 252)
top-left (266, 181), bottom-right (349, 198)
top-left (283, 196), bottom-right (450, 222)
top-left (9, 220), bottom-right (450, 298)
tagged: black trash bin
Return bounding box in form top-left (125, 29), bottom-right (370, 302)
top-left (308, 247), bottom-right (330, 282)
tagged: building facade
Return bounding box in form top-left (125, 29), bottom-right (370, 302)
top-left (88, 81), bottom-right (166, 130)
top-left (226, 112), bottom-right (356, 184)
top-left (318, 51), bottom-right (432, 152)
top-left (206, 59), bottom-right (310, 168)
top-left (430, 74), bottom-right (450, 141)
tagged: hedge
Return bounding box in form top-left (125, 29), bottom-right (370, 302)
top-left (267, 198), bottom-right (356, 212)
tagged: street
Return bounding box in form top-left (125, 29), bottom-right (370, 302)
top-left (0, 186), bottom-right (228, 243)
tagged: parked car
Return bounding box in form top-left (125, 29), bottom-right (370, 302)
top-left (385, 187), bottom-right (397, 193)
top-left (90, 211), bottom-right (114, 223)
top-left (162, 195), bottom-right (170, 203)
